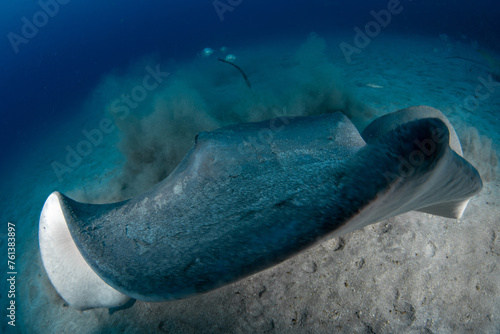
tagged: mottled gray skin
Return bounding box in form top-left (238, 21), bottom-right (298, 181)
top-left (59, 112), bottom-right (482, 302)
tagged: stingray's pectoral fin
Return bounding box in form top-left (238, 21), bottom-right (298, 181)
top-left (378, 118), bottom-right (482, 220)
top-left (39, 192), bottom-right (131, 310)
top-left (408, 144), bottom-right (482, 219)
top-left (387, 119), bottom-right (483, 220)
top-left (417, 199), bottom-right (471, 219)
top-left (337, 117), bottom-right (483, 236)
top-left (360, 106), bottom-right (483, 220)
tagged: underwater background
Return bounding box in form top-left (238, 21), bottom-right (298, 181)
top-left (1, 0), bottom-right (499, 333)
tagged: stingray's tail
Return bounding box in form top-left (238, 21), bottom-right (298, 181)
top-left (218, 58), bottom-right (252, 88)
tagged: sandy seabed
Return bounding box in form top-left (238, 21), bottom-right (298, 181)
top-left (1, 31), bottom-right (499, 333)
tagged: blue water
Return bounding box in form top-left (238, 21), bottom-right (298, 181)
top-left (1, 0), bottom-right (499, 332)
top-left (1, 0), bottom-right (499, 162)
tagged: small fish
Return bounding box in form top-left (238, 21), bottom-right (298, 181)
top-left (224, 54), bottom-right (236, 62)
top-left (201, 48), bottom-right (214, 57)
top-left (366, 83), bottom-right (384, 89)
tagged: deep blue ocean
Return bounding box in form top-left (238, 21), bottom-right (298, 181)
top-left (1, 1), bottom-right (500, 333)
top-left (1, 0), bottom-right (499, 163)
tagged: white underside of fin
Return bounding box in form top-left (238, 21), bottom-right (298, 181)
top-left (417, 199), bottom-right (470, 219)
top-left (39, 192), bottom-right (130, 310)
top-left (327, 147), bottom-right (477, 238)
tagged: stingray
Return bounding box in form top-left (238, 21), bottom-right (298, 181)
top-left (39, 106), bottom-right (482, 310)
